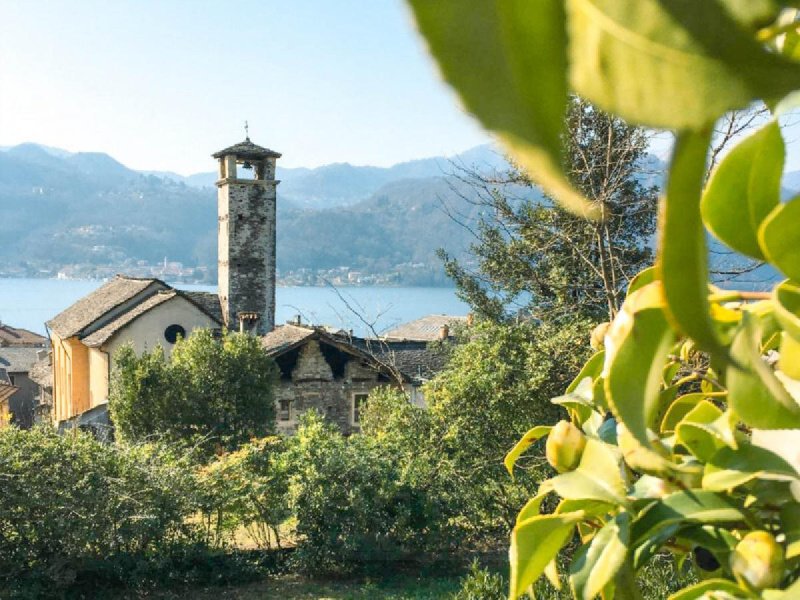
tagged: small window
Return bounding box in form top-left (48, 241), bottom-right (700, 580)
top-left (278, 399), bottom-right (292, 421)
top-left (352, 393), bottom-right (369, 424)
top-left (164, 324), bottom-right (186, 344)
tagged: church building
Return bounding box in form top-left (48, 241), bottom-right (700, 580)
top-left (46, 136), bottom-right (459, 432)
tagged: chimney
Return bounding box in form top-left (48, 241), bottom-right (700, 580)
top-left (438, 324), bottom-right (450, 340)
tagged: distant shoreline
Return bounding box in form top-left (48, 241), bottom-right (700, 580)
top-left (0, 275), bottom-right (457, 290)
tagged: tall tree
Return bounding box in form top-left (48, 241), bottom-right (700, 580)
top-left (439, 97), bottom-right (658, 323)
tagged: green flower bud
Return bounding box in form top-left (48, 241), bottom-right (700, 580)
top-left (730, 531), bottom-right (785, 590)
top-left (590, 322), bottom-right (610, 351)
top-left (546, 420), bottom-right (586, 473)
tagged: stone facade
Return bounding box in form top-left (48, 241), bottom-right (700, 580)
top-left (215, 139), bottom-right (280, 335)
top-left (273, 339), bottom-right (387, 435)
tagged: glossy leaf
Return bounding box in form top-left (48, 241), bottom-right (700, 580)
top-left (626, 266), bottom-right (657, 298)
top-left (701, 121), bottom-right (784, 260)
top-left (774, 280), bottom-right (800, 341)
top-left (504, 425), bottom-right (552, 478)
top-left (759, 196), bottom-right (800, 282)
top-left (667, 578), bottom-right (752, 600)
top-left (570, 512), bottom-right (631, 600)
top-left (675, 403), bottom-right (737, 462)
top-left (631, 490), bottom-right (746, 547)
top-left (566, 351), bottom-right (605, 393)
top-left (780, 333), bottom-right (800, 380)
top-left (408, 1), bottom-right (596, 217)
top-left (704, 444), bottom-right (799, 491)
top-left (552, 377), bottom-right (595, 425)
top-left (566, 0), bottom-right (800, 130)
top-left (781, 503), bottom-right (800, 559)
top-left (658, 129), bottom-right (727, 359)
top-left (727, 313), bottom-right (800, 429)
top-left (661, 393), bottom-right (707, 433)
top-left (605, 282), bottom-right (675, 467)
top-left (509, 511), bottom-right (584, 599)
top-left (547, 438), bottom-right (628, 506)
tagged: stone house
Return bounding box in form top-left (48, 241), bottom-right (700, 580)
top-left (0, 323), bottom-right (47, 428)
top-left (262, 322), bottom-right (451, 435)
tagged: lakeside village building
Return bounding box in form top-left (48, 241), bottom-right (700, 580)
top-left (2, 137), bottom-right (464, 434)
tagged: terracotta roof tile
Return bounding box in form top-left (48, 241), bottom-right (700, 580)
top-left (0, 324), bottom-right (46, 347)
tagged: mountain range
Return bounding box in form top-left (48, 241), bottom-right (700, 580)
top-left (0, 142), bottom-right (793, 287)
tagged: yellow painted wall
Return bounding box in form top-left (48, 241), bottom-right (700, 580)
top-left (88, 348), bottom-right (109, 409)
top-left (51, 332), bottom-right (90, 423)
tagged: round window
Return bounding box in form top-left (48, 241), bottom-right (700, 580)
top-left (164, 324), bottom-right (186, 344)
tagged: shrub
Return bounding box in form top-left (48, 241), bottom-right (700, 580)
top-left (110, 329), bottom-right (279, 452)
top-left (0, 426), bottom-right (197, 594)
top-left (285, 411), bottom-right (458, 575)
top-left (452, 562), bottom-right (507, 600)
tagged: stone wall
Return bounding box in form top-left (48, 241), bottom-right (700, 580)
top-left (217, 178), bottom-right (277, 335)
top-left (274, 340), bottom-right (386, 435)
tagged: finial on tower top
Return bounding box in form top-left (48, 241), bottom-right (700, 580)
top-left (244, 120), bottom-right (250, 141)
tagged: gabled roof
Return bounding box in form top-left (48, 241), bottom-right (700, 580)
top-left (82, 290), bottom-right (223, 348)
top-left (0, 324), bottom-right (46, 347)
top-left (47, 275), bottom-right (167, 339)
top-left (0, 346), bottom-right (42, 373)
top-left (382, 315), bottom-right (467, 342)
top-left (212, 138), bottom-right (281, 160)
top-left (261, 324), bottom-right (322, 357)
top-left (181, 291), bottom-right (224, 324)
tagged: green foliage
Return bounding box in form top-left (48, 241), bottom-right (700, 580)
top-left (440, 97), bottom-right (657, 324)
top-left (285, 410), bottom-right (458, 575)
top-left (0, 426), bottom-right (197, 594)
top-left (409, 1), bottom-right (800, 598)
top-left (423, 320), bottom-right (592, 534)
top-left (110, 329), bottom-right (278, 452)
top-left (452, 562), bottom-right (507, 600)
top-left (194, 436), bottom-right (290, 549)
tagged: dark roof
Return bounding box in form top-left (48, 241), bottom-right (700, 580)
top-left (212, 138), bottom-right (281, 160)
top-left (261, 324), bottom-right (319, 356)
top-left (47, 275), bottom-right (167, 339)
top-left (28, 354), bottom-right (52, 388)
top-left (0, 324), bottom-right (46, 347)
top-left (383, 315), bottom-right (467, 342)
top-left (180, 291), bottom-right (223, 324)
top-left (0, 346), bottom-right (44, 373)
top-left (263, 324), bottom-right (451, 384)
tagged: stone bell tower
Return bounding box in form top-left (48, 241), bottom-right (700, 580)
top-left (213, 134), bottom-right (281, 335)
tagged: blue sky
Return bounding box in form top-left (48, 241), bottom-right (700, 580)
top-left (3, 1), bottom-right (800, 176)
top-left (0, 0), bottom-right (491, 174)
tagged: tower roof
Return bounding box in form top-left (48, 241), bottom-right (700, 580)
top-left (212, 137), bottom-right (281, 160)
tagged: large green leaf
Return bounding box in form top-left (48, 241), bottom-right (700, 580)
top-left (407, 1), bottom-right (596, 217)
top-left (566, 0), bottom-right (800, 130)
top-left (570, 512), bottom-right (631, 600)
top-left (509, 511), bottom-right (584, 599)
top-left (668, 578), bottom-right (752, 600)
top-left (547, 438), bottom-right (629, 506)
top-left (504, 425), bottom-right (552, 477)
top-left (727, 313), bottom-right (800, 429)
top-left (552, 377), bottom-right (596, 426)
top-left (604, 282), bottom-right (675, 468)
top-left (660, 393), bottom-right (707, 433)
top-left (675, 402), bottom-right (737, 462)
top-left (704, 444), bottom-right (799, 491)
top-left (701, 121), bottom-right (784, 260)
top-left (759, 196), bottom-right (800, 282)
top-left (774, 280), bottom-right (800, 340)
top-left (566, 351), bottom-right (605, 393)
top-left (631, 490), bottom-right (746, 547)
top-left (781, 503), bottom-right (800, 559)
top-left (658, 129), bottom-right (728, 358)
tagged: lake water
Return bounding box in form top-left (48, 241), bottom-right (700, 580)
top-left (0, 278), bottom-right (469, 336)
